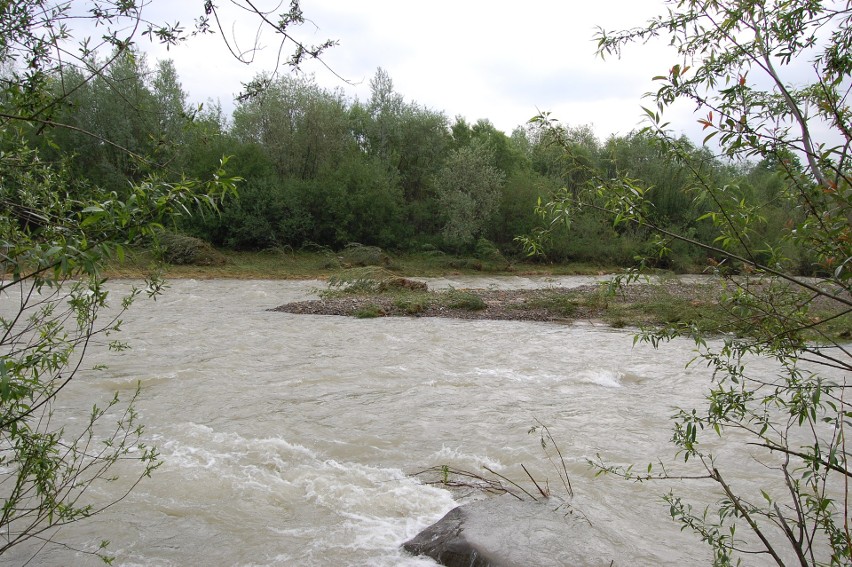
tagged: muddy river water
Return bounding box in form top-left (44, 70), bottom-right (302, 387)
top-left (4, 277), bottom-right (832, 566)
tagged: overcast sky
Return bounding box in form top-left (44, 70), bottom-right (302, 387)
top-left (138, 1), bottom-right (690, 140)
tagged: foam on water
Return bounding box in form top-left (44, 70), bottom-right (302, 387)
top-left (576, 367), bottom-right (624, 388)
top-left (472, 365), bottom-right (566, 384)
top-left (147, 422), bottom-right (456, 566)
top-left (428, 445), bottom-right (506, 472)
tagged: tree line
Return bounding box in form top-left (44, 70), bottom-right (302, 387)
top-left (28, 51), bottom-right (816, 273)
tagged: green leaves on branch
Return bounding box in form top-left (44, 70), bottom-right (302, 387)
top-left (530, 1), bottom-right (852, 564)
top-left (1, 138), bottom-right (238, 559)
top-left (1, 1), bottom-right (331, 562)
top-left (434, 141), bottom-right (505, 249)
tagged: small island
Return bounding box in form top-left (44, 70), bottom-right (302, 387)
top-left (271, 272), bottom-right (850, 345)
top-left (274, 277), bottom-right (716, 326)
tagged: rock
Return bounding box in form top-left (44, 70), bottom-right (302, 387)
top-left (403, 494), bottom-right (617, 566)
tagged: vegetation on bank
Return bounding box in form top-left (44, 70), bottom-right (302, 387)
top-left (103, 242), bottom-right (621, 280)
top-left (272, 268), bottom-right (851, 345)
top-left (17, 37), bottom-right (828, 276)
top-left (108, 240), bottom-right (851, 347)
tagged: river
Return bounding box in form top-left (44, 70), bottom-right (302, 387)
top-left (2, 277), bottom-right (828, 565)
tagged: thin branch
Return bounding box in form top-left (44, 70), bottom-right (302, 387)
top-left (712, 467), bottom-right (787, 567)
top-left (521, 464), bottom-right (548, 499)
top-left (482, 466), bottom-right (538, 501)
top-left (750, 442), bottom-right (852, 478)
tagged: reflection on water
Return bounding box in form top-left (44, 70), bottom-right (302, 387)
top-left (1, 277), bottom-right (793, 565)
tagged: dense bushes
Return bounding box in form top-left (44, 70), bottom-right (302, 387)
top-left (37, 58), bottom-right (810, 272)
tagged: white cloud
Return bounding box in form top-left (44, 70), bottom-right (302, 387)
top-left (137, 1), bottom-right (685, 139)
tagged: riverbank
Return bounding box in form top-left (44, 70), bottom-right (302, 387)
top-left (103, 247), bottom-right (617, 280)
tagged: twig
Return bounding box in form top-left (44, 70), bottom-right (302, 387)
top-left (483, 466), bottom-right (538, 501)
top-left (535, 419), bottom-right (574, 497)
top-left (521, 464), bottom-right (548, 498)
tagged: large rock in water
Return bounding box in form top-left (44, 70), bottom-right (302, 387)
top-left (403, 494), bottom-right (617, 566)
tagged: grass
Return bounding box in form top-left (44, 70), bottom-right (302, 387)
top-left (597, 290), bottom-right (728, 333)
top-left (443, 288), bottom-right (487, 311)
top-left (520, 293), bottom-right (580, 317)
top-left (354, 304), bottom-right (386, 318)
top-left (105, 249), bottom-right (341, 280)
top-left (104, 247), bottom-right (621, 280)
top-left (393, 294), bottom-right (430, 315)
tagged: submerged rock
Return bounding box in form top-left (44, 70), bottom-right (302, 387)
top-left (403, 494), bottom-right (617, 566)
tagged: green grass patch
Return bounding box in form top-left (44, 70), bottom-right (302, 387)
top-left (443, 288), bottom-right (487, 311)
top-left (520, 292), bottom-right (580, 317)
top-left (393, 293), bottom-right (431, 315)
top-left (354, 304), bottom-right (386, 318)
top-left (104, 246), bottom-right (627, 280)
top-left (596, 286), bottom-right (727, 333)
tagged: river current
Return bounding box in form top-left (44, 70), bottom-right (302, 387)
top-left (3, 277), bottom-right (820, 565)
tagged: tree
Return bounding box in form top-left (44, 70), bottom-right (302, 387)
top-left (530, 1), bottom-right (852, 564)
top-left (151, 58), bottom-right (193, 165)
top-left (355, 68), bottom-right (451, 203)
top-left (434, 141), bottom-right (506, 249)
top-left (469, 118), bottom-right (525, 176)
top-left (365, 67), bottom-right (405, 165)
top-left (0, 0), bottom-right (330, 561)
top-left (232, 73), bottom-right (352, 180)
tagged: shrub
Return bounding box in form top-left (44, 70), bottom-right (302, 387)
top-left (340, 243), bottom-right (389, 267)
top-left (156, 232), bottom-right (225, 265)
top-left (474, 238), bottom-right (506, 263)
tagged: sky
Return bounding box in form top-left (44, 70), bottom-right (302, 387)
top-left (136, 1), bottom-right (691, 141)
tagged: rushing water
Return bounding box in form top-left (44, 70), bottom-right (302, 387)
top-left (3, 277), bottom-right (829, 566)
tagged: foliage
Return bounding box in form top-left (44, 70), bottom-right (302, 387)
top-left (205, 75), bottom-right (409, 249)
top-left (434, 141), bottom-right (506, 249)
top-left (530, 1), bottom-right (852, 564)
top-left (0, 0), bottom-right (324, 561)
top-left (156, 231), bottom-right (226, 266)
top-left (326, 266), bottom-right (399, 293)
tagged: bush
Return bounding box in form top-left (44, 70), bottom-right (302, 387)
top-left (474, 238), bottom-right (506, 264)
top-left (156, 232), bottom-right (225, 265)
top-left (340, 243), bottom-right (390, 267)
